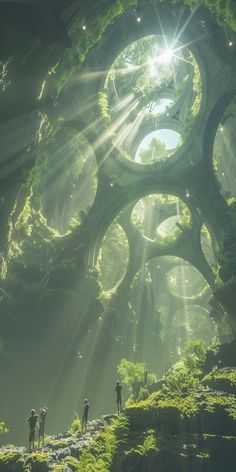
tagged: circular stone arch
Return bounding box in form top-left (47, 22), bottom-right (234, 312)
top-left (165, 258), bottom-right (211, 301)
top-left (75, 3), bottom-right (207, 171)
top-left (86, 185), bottom-right (193, 268)
top-left (125, 119), bottom-right (183, 166)
top-left (128, 255), bottom-right (212, 318)
top-left (100, 30), bottom-right (204, 172)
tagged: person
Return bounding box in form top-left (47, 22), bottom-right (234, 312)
top-left (82, 399), bottom-right (89, 433)
top-left (27, 409), bottom-right (38, 452)
top-left (38, 407), bottom-right (48, 448)
top-left (114, 380), bottom-right (122, 414)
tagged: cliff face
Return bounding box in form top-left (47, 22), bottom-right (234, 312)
top-left (1, 361), bottom-right (236, 471)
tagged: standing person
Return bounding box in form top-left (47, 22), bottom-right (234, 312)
top-left (27, 409), bottom-right (38, 452)
top-left (82, 399), bottom-right (89, 433)
top-left (114, 380), bottom-right (122, 414)
top-left (38, 407), bottom-right (48, 448)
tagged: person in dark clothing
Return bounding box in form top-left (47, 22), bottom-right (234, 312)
top-left (27, 409), bottom-right (38, 452)
top-left (82, 399), bottom-right (89, 433)
top-left (114, 380), bottom-right (122, 414)
top-left (38, 407), bottom-right (48, 448)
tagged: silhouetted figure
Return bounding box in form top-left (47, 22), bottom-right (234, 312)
top-left (82, 399), bottom-right (89, 433)
top-left (38, 407), bottom-right (48, 448)
top-left (114, 380), bottom-right (122, 414)
top-left (27, 409), bottom-right (38, 452)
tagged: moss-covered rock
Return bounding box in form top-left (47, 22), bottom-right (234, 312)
top-left (126, 388), bottom-right (236, 436)
top-left (24, 452), bottom-right (50, 472)
top-left (203, 368), bottom-right (236, 394)
top-left (0, 451), bottom-right (24, 472)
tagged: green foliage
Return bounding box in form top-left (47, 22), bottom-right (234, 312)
top-left (0, 451), bottom-right (22, 470)
top-left (183, 339), bottom-right (206, 370)
top-left (163, 361), bottom-right (201, 392)
top-left (117, 359), bottom-right (157, 399)
top-left (139, 137), bottom-right (167, 164)
top-left (205, 368), bottom-right (236, 386)
top-left (63, 456), bottom-right (80, 471)
top-left (126, 379), bottom-right (236, 437)
top-left (162, 340), bottom-right (206, 393)
top-left (70, 412), bottom-right (82, 434)
top-left (0, 422), bottom-right (9, 435)
top-left (98, 92), bottom-right (110, 122)
top-left (187, 53), bottom-right (202, 127)
top-left (204, 393), bottom-right (236, 421)
top-left (43, 0), bottom-right (236, 168)
top-left (55, 1), bottom-right (132, 95)
top-left (126, 428), bottom-right (158, 459)
top-left (77, 415), bottom-right (129, 471)
top-left (0, 451), bottom-right (50, 472)
top-left (156, 392), bottom-right (199, 417)
top-left (52, 465), bottom-right (63, 472)
top-left (207, 336), bottom-right (221, 355)
top-left (138, 387), bottom-right (149, 401)
top-left (50, 0), bottom-right (236, 99)
top-left (25, 452), bottom-right (50, 472)
top-left (203, 367), bottom-right (236, 394)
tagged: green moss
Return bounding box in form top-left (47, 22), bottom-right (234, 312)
top-left (69, 414), bottom-right (82, 434)
top-left (52, 465), bottom-right (63, 472)
top-left (55, 1), bottom-right (132, 95)
top-left (63, 455), bottom-right (80, 471)
top-left (0, 451), bottom-right (22, 465)
top-left (52, 1), bottom-right (236, 97)
top-left (128, 428), bottom-right (158, 455)
top-left (48, 438), bottom-right (73, 450)
top-left (205, 393), bottom-right (236, 420)
top-left (77, 415), bottom-right (129, 471)
top-left (98, 92), bottom-right (111, 122)
top-left (134, 390), bottom-right (199, 416)
top-left (203, 368), bottom-right (236, 385)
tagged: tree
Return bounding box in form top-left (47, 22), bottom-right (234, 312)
top-left (117, 359), bottom-right (157, 399)
top-left (139, 138), bottom-right (167, 164)
top-left (183, 339), bottom-right (206, 371)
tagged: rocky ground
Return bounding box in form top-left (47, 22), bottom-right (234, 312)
top-left (1, 363), bottom-right (236, 471)
top-left (0, 417), bottom-right (106, 471)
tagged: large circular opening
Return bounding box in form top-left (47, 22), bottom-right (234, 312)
top-left (200, 224), bottom-right (217, 269)
top-left (103, 34), bottom-right (202, 165)
top-left (97, 222), bottom-right (129, 292)
top-left (135, 129), bottom-right (182, 164)
top-left (131, 194), bottom-right (190, 241)
top-left (128, 255), bottom-right (213, 370)
top-left (34, 131), bottom-right (98, 234)
top-left (145, 98), bottom-right (174, 115)
top-left (166, 262), bottom-right (210, 299)
top-left (173, 304), bottom-right (217, 345)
